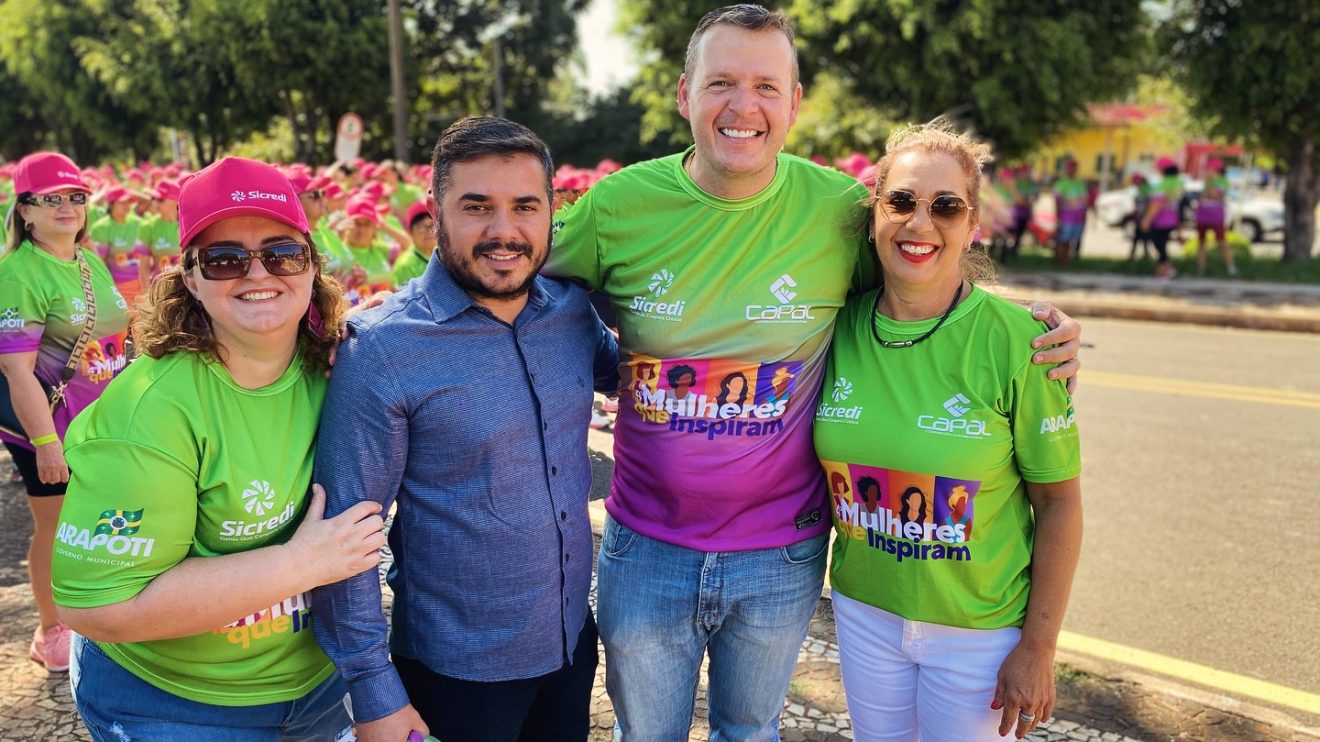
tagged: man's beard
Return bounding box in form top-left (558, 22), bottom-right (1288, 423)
top-left (436, 228), bottom-right (548, 301)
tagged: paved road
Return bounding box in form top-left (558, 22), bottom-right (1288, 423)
top-left (1063, 317), bottom-right (1320, 696)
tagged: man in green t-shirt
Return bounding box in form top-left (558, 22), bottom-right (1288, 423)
top-left (543, 5), bottom-right (1083, 739)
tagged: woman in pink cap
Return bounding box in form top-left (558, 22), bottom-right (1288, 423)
top-left (51, 157), bottom-right (384, 740)
top-left (337, 192), bottom-right (406, 304)
top-left (0, 151), bottom-right (131, 673)
top-left (88, 185), bottom-right (150, 311)
top-left (1140, 156), bottom-right (1184, 280)
top-left (1195, 158), bottom-right (1237, 277)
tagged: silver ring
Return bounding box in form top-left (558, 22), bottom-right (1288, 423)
top-left (1018, 711), bottom-right (1036, 723)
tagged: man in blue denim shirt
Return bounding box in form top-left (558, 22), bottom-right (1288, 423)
top-left (311, 117), bottom-right (619, 742)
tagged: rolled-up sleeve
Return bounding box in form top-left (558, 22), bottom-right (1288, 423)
top-left (310, 324), bottom-right (412, 722)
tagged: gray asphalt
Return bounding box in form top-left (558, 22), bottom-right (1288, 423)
top-left (1067, 317), bottom-right (1320, 696)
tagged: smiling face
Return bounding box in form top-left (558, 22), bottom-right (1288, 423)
top-left (677, 25), bottom-right (802, 200)
top-left (873, 151), bottom-right (977, 298)
top-left (17, 188), bottom-right (87, 243)
top-left (436, 153), bottom-right (550, 310)
top-left (183, 215), bottom-right (314, 355)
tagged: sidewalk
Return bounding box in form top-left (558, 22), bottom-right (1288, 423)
top-left (992, 270), bottom-right (1320, 334)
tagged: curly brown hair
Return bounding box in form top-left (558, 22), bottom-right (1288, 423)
top-left (132, 240), bottom-right (346, 371)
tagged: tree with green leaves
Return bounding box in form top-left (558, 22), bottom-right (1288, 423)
top-left (0, 0), bottom-right (160, 162)
top-left (1163, 0), bottom-right (1318, 262)
top-left (791, 0), bottom-right (1150, 161)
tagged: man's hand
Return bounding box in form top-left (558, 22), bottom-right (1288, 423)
top-left (355, 704), bottom-right (428, 742)
top-left (1028, 302), bottom-right (1081, 394)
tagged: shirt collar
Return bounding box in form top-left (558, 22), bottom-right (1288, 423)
top-left (419, 253), bottom-right (551, 324)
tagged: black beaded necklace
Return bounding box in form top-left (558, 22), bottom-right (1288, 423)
top-left (871, 281), bottom-right (968, 349)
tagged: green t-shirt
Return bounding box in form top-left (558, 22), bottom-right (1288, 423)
top-left (0, 243), bottom-right (131, 449)
top-left (390, 247), bottom-right (430, 287)
top-left (814, 286), bottom-right (1081, 630)
top-left (89, 214), bottom-right (146, 283)
top-left (312, 223), bottom-right (353, 280)
top-left (391, 182), bottom-right (422, 214)
top-left (545, 148), bottom-right (872, 550)
top-left (138, 215), bottom-right (181, 274)
top-left (345, 241), bottom-right (394, 304)
top-left (51, 351), bottom-right (335, 706)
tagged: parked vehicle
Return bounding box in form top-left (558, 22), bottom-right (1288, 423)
top-left (1095, 180), bottom-right (1282, 243)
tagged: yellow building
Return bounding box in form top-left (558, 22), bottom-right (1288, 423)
top-left (1031, 104), bottom-right (1184, 188)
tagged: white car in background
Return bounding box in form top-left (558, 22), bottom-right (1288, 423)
top-left (1095, 179), bottom-right (1284, 243)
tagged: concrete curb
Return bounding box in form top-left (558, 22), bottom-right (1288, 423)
top-left (1005, 294), bottom-right (1320, 333)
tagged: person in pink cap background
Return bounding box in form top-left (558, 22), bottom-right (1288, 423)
top-left (1140, 156), bottom-right (1184, 280)
top-left (139, 178), bottom-right (184, 277)
top-left (337, 192), bottom-right (405, 303)
top-left (52, 156), bottom-right (384, 741)
top-left (88, 184), bottom-right (150, 310)
top-left (0, 151), bottom-right (131, 674)
top-left (1195, 158), bottom-right (1237, 277)
top-left (390, 200), bottom-right (437, 287)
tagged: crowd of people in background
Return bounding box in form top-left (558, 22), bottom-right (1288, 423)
top-left (0, 6), bottom-right (1091, 742)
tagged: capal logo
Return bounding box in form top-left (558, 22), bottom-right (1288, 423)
top-left (770, 274), bottom-right (798, 303)
top-left (0, 308), bottom-right (24, 331)
top-left (817, 377), bottom-right (863, 422)
top-left (242, 480), bottom-right (277, 516)
top-left (747, 273), bottom-right (816, 324)
top-left (55, 508), bottom-right (155, 559)
top-left (629, 267), bottom-right (685, 322)
top-left (230, 190), bottom-right (287, 204)
top-left (943, 393), bottom-right (971, 417)
top-left (918, 392), bottom-right (990, 437)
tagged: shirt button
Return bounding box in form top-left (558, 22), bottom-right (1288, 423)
top-left (564, 553), bottom-right (570, 563)
top-left (551, 466), bottom-right (558, 476)
top-left (543, 421), bottom-right (549, 431)
top-left (560, 510), bottom-right (567, 521)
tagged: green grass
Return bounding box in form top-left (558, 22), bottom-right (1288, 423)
top-left (1000, 242), bottom-right (1320, 283)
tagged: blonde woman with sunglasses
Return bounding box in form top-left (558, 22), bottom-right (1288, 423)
top-left (51, 157), bottom-right (384, 741)
top-left (0, 152), bottom-right (131, 674)
top-left (813, 121), bottom-right (1083, 740)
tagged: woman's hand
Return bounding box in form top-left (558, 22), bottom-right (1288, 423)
top-left (285, 484), bottom-right (385, 587)
top-left (992, 642), bottom-right (1056, 739)
top-left (35, 439), bottom-right (70, 484)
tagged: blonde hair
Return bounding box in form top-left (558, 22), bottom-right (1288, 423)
top-left (866, 117), bottom-right (997, 283)
top-left (132, 239), bottom-right (346, 371)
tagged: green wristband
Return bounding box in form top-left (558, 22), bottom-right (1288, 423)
top-left (30, 434), bottom-right (59, 447)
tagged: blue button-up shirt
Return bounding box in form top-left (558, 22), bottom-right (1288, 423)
top-left (311, 257), bottom-right (618, 722)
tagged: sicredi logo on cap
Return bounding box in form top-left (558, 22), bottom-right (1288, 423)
top-left (230, 190), bottom-right (287, 204)
top-left (57, 170), bottom-right (80, 180)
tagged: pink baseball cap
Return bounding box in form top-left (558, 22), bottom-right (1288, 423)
top-left (324, 183), bottom-right (345, 200)
top-left (286, 171), bottom-right (313, 194)
top-left (177, 157), bottom-right (308, 249)
top-left (1155, 156), bottom-right (1177, 171)
top-left (345, 193), bottom-right (381, 224)
top-left (102, 186), bottom-right (131, 203)
top-left (1207, 158), bottom-right (1224, 172)
top-left (154, 179), bottom-right (182, 201)
top-left (404, 200), bottom-right (432, 228)
top-left (13, 152), bottom-right (89, 195)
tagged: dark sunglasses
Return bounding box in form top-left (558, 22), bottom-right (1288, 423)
top-left (305, 189), bottom-right (325, 200)
top-left (21, 193), bottom-right (89, 207)
top-left (877, 190), bottom-right (974, 230)
top-left (187, 243), bottom-right (312, 281)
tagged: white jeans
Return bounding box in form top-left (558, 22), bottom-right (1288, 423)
top-left (832, 591), bottom-right (1022, 742)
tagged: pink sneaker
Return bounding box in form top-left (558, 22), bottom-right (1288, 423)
top-left (30, 623), bottom-right (71, 673)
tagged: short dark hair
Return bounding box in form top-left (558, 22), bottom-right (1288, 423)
top-left (429, 116), bottom-right (553, 211)
top-left (684, 5), bottom-right (798, 86)
top-left (667, 364), bottom-right (697, 387)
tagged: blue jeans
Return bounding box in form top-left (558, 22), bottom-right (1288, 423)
top-left (71, 634), bottom-right (355, 741)
top-left (596, 515), bottom-right (827, 742)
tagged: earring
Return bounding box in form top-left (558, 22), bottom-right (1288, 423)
top-left (867, 233), bottom-right (875, 243)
